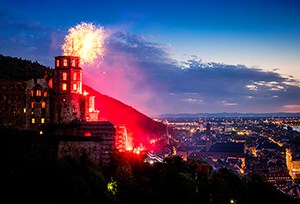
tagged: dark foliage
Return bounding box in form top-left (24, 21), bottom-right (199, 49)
top-left (0, 54), bottom-right (52, 80)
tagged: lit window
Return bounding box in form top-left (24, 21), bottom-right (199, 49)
top-left (43, 91), bottom-right (47, 97)
top-left (39, 131), bottom-right (43, 135)
top-left (56, 59), bottom-right (60, 67)
top-left (41, 118), bottom-right (45, 124)
top-left (71, 59), bottom-right (76, 67)
top-left (31, 102), bottom-right (35, 109)
top-left (31, 118), bottom-right (35, 124)
top-left (23, 108), bottom-right (26, 113)
top-left (41, 102), bottom-right (46, 109)
top-left (62, 72), bottom-right (67, 80)
top-left (36, 90), bottom-right (42, 96)
top-left (73, 72), bottom-right (77, 80)
top-left (73, 83), bottom-right (77, 91)
top-left (63, 59), bottom-right (68, 66)
top-left (30, 90), bottom-right (34, 97)
top-left (62, 83), bottom-right (67, 91)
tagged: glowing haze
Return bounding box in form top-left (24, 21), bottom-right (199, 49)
top-left (62, 22), bottom-right (106, 65)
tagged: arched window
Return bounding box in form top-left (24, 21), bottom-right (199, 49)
top-left (56, 59), bottom-right (60, 67)
top-left (41, 101), bottom-right (46, 109)
top-left (62, 72), bottom-right (68, 80)
top-left (31, 102), bottom-right (35, 109)
top-left (30, 90), bottom-right (34, 97)
top-left (73, 72), bottom-right (77, 80)
top-left (63, 59), bottom-right (68, 66)
top-left (36, 90), bottom-right (42, 96)
top-left (73, 83), bottom-right (77, 91)
top-left (62, 83), bottom-right (67, 91)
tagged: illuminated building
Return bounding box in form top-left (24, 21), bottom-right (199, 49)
top-left (52, 56), bottom-right (84, 124)
top-left (0, 56), bottom-right (116, 165)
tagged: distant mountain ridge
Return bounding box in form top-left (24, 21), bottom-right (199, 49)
top-left (159, 112), bottom-right (300, 118)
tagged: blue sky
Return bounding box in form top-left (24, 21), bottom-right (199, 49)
top-left (0, 0), bottom-right (300, 116)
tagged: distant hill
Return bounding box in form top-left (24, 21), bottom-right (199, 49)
top-left (0, 54), bottom-right (166, 146)
top-left (159, 112), bottom-right (300, 118)
top-left (0, 54), bottom-right (52, 80)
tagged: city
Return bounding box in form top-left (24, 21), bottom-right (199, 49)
top-left (153, 116), bottom-right (300, 199)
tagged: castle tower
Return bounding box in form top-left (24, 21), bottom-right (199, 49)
top-left (52, 56), bottom-right (85, 125)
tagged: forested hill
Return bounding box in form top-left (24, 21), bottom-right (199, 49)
top-left (0, 54), bottom-right (52, 80)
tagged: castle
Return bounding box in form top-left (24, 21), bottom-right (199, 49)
top-left (0, 56), bottom-right (116, 165)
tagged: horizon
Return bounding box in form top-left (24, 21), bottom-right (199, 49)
top-left (0, 0), bottom-right (300, 116)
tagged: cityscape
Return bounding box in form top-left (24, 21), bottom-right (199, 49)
top-left (1, 0), bottom-right (300, 203)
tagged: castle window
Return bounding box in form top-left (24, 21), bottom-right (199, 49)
top-left (41, 118), bottom-right (45, 124)
top-left (30, 90), bottom-right (34, 97)
top-left (41, 101), bottom-right (46, 109)
top-left (23, 108), bottom-right (26, 113)
top-left (56, 59), bottom-right (60, 67)
top-left (31, 118), bottom-right (35, 124)
top-left (71, 59), bottom-right (76, 67)
top-left (73, 83), bottom-right (77, 91)
top-left (62, 83), bottom-right (67, 91)
top-left (62, 72), bottom-right (68, 80)
top-left (73, 72), bottom-right (77, 80)
top-left (43, 91), bottom-right (47, 97)
top-left (63, 59), bottom-right (68, 66)
top-left (36, 90), bottom-right (42, 96)
top-left (31, 102), bottom-right (35, 109)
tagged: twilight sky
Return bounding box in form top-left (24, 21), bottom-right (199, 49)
top-left (0, 0), bottom-right (300, 116)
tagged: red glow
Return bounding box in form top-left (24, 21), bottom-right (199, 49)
top-left (82, 84), bottom-right (167, 155)
top-left (84, 132), bottom-right (91, 137)
top-left (48, 78), bottom-right (53, 89)
top-left (83, 90), bottom-right (89, 96)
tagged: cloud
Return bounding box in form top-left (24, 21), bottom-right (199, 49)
top-left (0, 5), bottom-right (63, 66)
top-left (83, 31), bottom-right (300, 115)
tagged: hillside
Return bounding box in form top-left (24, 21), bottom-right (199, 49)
top-left (83, 84), bottom-right (166, 145)
top-left (0, 54), bottom-right (166, 146)
top-left (0, 54), bottom-right (52, 80)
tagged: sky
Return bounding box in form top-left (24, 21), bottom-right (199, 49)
top-left (0, 0), bottom-right (300, 116)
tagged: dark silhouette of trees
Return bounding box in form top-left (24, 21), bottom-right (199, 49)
top-left (1, 128), bottom-right (299, 204)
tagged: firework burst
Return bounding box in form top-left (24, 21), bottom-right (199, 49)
top-left (62, 22), bottom-right (106, 65)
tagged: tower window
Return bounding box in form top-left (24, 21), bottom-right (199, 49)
top-left (73, 83), bottom-right (77, 91)
top-left (62, 72), bottom-right (68, 80)
top-left (63, 59), bottom-right (68, 66)
top-left (31, 118), bottom-right (35, 124)
top-left (41, 118), bottom-right (45, 124)
top-left (71, 59), bottom-right (76, 67)
top-left (73, 72), bottom-right (77, 80)
top-left (56, 59), bottom-right (60, 67)
top-left (43, 91), bottom-right (47, 97)
top-left (62, 83), bottom-right (67, 91)
top-left (36, 90), bottom-right (42, 96)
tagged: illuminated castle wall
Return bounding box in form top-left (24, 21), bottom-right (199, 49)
top-left (0, 56), bottom-right (116, 165)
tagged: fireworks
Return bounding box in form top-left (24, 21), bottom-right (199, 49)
top-left (62, 22), bottom-right (106, 65)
